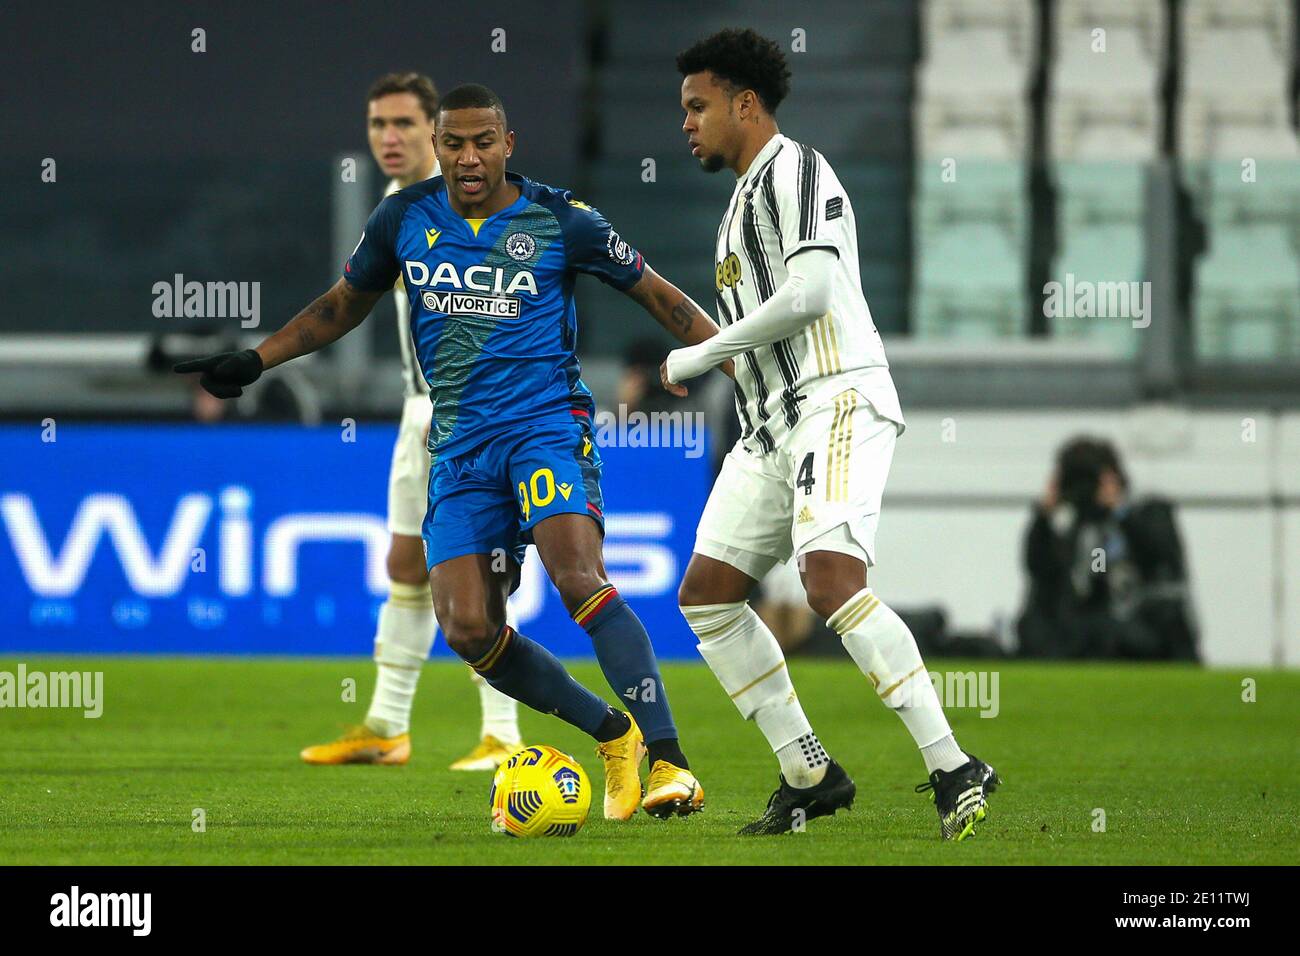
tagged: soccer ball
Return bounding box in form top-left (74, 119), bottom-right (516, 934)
top-left (489, 744), bottom-right (591, 838)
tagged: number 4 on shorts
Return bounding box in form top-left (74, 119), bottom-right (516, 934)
top-left (797, 452), bottom-right (815, 495)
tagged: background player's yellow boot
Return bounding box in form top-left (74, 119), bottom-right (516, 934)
top-left (595, 715), bottom-right (645, 820)
top-left (300, 725), bottom-right (410, 765)
top-left (449, 734), bottom-right (519, 771)
top-left (642, 761), bottom-right (704, 818)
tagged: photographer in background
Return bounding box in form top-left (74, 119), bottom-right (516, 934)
top-left (1017, 436), bottom-right (1199, 661)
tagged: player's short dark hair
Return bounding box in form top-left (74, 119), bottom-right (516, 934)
top-left (437, 83), bottom-right (508, 127)
top-left (367, 72), bottom-right (439, 120)
top-left (676, 29), bottom-right (792, 115)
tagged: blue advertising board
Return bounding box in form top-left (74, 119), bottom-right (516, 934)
top-left (0, 423), bottom-right (713, 657)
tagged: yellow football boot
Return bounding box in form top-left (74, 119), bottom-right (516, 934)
top-left (299, 725), bottom-right (410, 766)
top-left (449, 734), bottom-right (520, 771)
top-left (594, 715), bottom-right (645, 820)
top-left (642, 760), bottom-right (704, 818)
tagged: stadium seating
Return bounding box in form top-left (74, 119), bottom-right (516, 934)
top-left (1048, 22), bottom-right (1163, 161)
top-left (1048, 224), bottom-right (1147, 357)
top-left (1047, 160), bottom-right (1149, 358)
top-left (1177, 0), bottom-right (1298, 361)
top-left (912, 2), bottom-right (1033, 341)
top-left (915, 158), bottom-right (1028, 258)
top-left (924, 0), bottom-right (1037, 61)
top-left (910, 155), bottom-right (1030, 341)
top-left (1193, 224), bottom-right (1300, 360)
top-left (1053, 161), bottom-right (1145, 232)
top-left (912, 223), bottom-right (1027, 340)
top-left (1055, 0), bottom-right (1167, 51)
top-left (1192, 160), bottom-right (1300, 248)
top-left (1178, 0), bottom-right (1295, 159)
top-left (916, 28), bottom-right (1032, 160)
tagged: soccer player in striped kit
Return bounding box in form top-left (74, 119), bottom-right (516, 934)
top-left (665, 30), bottom-right (1001, 839)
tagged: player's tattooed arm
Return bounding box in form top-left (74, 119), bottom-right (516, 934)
top-left (255, 279), bottom-right (384, 370)
top-left (624, 267), bottom-right (735, 395)
top-left (625, 266), bottom-right (717, 345)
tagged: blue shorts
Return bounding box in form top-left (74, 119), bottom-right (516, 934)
top-left (423, 413), bottom-right (605, 571)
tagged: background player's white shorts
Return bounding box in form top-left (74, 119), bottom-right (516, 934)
top-left (759, 555), bottom-right (808, 605)
top-left (695, 388), bottom-right (900, 581)
top-left (387, 394), bottom-right (433, 537)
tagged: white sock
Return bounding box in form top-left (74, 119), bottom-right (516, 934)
top-left (684, 601), bottom-right (825, 785)
top-left (470, 669), bottom-right (521, 744)
top-left (775, 732), bottom-right (830, 789)
top-left (920, 734), bottom-right (967, 775)
top-left (828, 587), bottom-right (962, 768)
top-left (365, 580), bottom-right (436, 737)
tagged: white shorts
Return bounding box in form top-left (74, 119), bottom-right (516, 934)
top-left (695, 388), bottom-right (899, 581)
top-left (387, 394), bottom-right (433, 537)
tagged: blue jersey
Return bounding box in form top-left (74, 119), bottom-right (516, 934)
top-left (343, 172), bottom-right (646, 463)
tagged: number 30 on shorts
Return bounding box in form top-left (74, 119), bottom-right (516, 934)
top-left (517, 467), bottom-right (557, 521)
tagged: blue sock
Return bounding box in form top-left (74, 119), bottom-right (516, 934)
top-left (573, 585), bottom-right (678, 744)
top-left (471, 625), bottom-right (609, 736)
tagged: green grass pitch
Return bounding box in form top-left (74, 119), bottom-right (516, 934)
top-left (1, 656), bottom-right (1295, 865)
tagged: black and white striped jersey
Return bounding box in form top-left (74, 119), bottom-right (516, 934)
top-left (385, 170), bottom-right (438, 397)
top-left (713, 134), bottom-right (904, 455)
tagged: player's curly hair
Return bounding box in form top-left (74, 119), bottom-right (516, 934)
top-left (676, 29), bottom-right (792, 115)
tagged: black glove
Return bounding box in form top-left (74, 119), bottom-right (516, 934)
top-left (173, 349), bottom-right (264, 398)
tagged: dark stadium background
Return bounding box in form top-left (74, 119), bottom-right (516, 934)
top-left (2, 0), bottom-right (1299, 668)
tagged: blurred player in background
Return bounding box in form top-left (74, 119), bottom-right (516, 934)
top-left (299, 73), bottom-right (522, 771)
top-left (177, 84), bottom-right (728, 820)
top-left (665, 30), bottom-right (1000, 839)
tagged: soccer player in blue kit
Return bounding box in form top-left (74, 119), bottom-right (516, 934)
top-left (176, 84), bottom-right (725, 820)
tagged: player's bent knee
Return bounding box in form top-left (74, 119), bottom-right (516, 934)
top-left (550, 567), bottom-right (607, 611)
top-left (802, 562), bottom-right (868, 621)
top-left (440, 612), bottom-right (498, 662)
top-left (678, 553), bottom-right (757, 606)
top-left (386, 553), bottom-right (427, 587)
top-left (386, 537), bottom-right (428, 586)
top-left (804, 580), bottom-right (857, 621)
top-left (677, 576), bottom-right (711, 608)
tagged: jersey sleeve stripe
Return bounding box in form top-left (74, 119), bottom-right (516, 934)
top-left (797, 143), bottom-right (819, 242)
top-left (740, 194), bottom-right (802, 429)
top-left (760, 167), bottom-right (783, 257)
top-left (740, 199), bottom-right (778, 301)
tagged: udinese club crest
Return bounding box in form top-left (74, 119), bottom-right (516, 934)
top-left (505, 231), bottom-right (536, 262)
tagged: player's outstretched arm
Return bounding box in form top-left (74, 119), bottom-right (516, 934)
top-left (624, 266), bottom-right (733, 396)
top-left (662, 247), bottom-right (835, 389)
top-left (252, 278), bottom-right (383, 370)
top-left (173, 279), bottom-right (383, 398)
